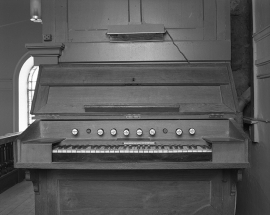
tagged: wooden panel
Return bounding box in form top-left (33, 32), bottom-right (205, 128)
top-left (29, 169), bottom-right (235, 215)
top-left (39, 64), bottom-right (230, 86)
top-left (204, 0), bottom-right (217, 40)
top-left (15, 161), bottom-right (249, 170)
top-left (216, 0), bottom-right (230, 40)
top-left (142, 0), bottom-right (203, 28)
top-left (43, 86), bottom-right (222, 112)
top-left (68, 30), bottom-right (109, 42)
top-left (60, 41), bottom-right (231, 62)
top-left (212, 141), bottom-right (246, 163)
top-left (21, 143), bottom-right (53, 163)
top-left (59, 180), bottom-right (210, 214)
top-left (55, 0), bottom-right (68, 42)
top-left (129, 0), bottom-right (141, 23)
top-left (165, 28), bottom-right (204, 41)
top-left (31, 86), bottom-right (49, 114)
top-left (68, 0), bottom-right (128, 30)
top-left (220, 85), bottom-right (236, 111)
top-left (40, 120), bottom-right (229, 140)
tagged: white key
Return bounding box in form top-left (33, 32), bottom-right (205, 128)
top-left (52, 147), bottom-right (58, 153)
top-left (66, 146), bottom-right (73, 153)
top-left (182, 146), bottom-right (188, 153)
top-left (133, 146), bottom-right (139, 153)
top-left (90, 146), bottom-right (96, 153)
top-left (196, 146), bottom-right (203, 153)
top-left (114, 146), bottom-right (120, 153)
top-left (85, 146), bottom-right (91, 153)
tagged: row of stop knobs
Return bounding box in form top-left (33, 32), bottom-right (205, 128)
top-left (72, 128), bottom-right (196, 136)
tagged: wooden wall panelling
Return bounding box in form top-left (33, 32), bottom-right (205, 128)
top-left (42, 0), bottom-right (55, 42)
top-left (142, 0), bottom-right (204, 41)
top-left (129, 0), bottom-right (141, 24)
top-left (60, 41), bottom-right (231, 62)
top-left (67, 0), bottom-right (128, 43)
top-left (216, 0), bottom-right (230, 40)
top-left (203, 0), bottom-right (217, 40)
top-left (142, 0), bottom-right (203, 28)
top-left (55, 0), bottom-right (68, 42)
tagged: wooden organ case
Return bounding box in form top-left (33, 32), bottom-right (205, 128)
top-left (15, 1), bottom-right (249, 215)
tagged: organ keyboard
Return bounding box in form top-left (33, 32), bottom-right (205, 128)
top-left (53, 144), bottom-right (212, 154)
top-left (52, 144), bottom-right (212, 162)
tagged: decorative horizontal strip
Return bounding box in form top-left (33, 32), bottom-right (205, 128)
top-left (257, 73), bottom-right (270, 79)
top-left (253, 24), bottom-right (270, 42)
top-left (0, 79), bottom-right (12, 90)
top-left (255, 55), bottom-right (270, 67)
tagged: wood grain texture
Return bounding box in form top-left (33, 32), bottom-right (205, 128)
top-left (39, 63), bottom-right (230, 85)
top-left (32, 63), bottom-right (237, 115)
top-left (24, 169), bottom-right (236, 215)
top-left (15, 162), bottom-right (249, 170)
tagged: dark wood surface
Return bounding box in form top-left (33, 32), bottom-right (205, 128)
top-left (32, 63), bottom-right (237, 116)
top-left (28, 169), bottom-right (236, 215)
top-left (15, 162), bottom-right (249, 170)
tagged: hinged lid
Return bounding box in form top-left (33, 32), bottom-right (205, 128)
top-left (31, 63), bottom-right (238, 119)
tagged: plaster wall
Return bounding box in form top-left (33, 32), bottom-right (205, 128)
top-left (0, 0), bottom-right (41, 135)
top-left (236, 0), bottom-right (270, 214)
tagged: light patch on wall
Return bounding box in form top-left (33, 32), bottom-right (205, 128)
top-left (19, 57), bottom-right (33, 132)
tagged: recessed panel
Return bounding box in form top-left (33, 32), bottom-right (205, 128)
top-left (59, 180), bottom-right (210, 215)
top-left (68, 0), bottom-right (128, 30)
top-left (142, 0), bottom-right (203, 28)
top-left (47, 86), bottom-right (222, 105)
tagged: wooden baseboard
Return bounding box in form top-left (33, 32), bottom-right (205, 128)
top-left (0, 169), bottom-right (25, 194)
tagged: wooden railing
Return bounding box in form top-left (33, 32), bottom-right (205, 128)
top-left (0, 132), bottom-right (23, 193)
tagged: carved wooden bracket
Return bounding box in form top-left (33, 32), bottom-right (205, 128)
top-left (26, 43), bottom-right (65, 66)
top-left (25, 169), bottom-right (40, 194)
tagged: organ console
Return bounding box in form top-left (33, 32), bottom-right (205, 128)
top-left (14, 0), bottom-right (249, 214)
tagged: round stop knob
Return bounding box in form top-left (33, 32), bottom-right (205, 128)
top-left (175, 128), bottom-right (183, 136)
top-left (110, 128), bottom-right (117, 136)
top-left (97, 128), bottom-right (104, 136)
top-left (72, 128), bottom-right (79, 136)
top-left (136, 128), bottom-right (143, 136)
top-left (149, 128), bottom-right (156, 136)
top-left (189, 128), bottom-right (196, 135)
top-left (123, 129), bottom-right (130, 136)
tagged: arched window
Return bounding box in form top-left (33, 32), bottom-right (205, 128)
top-left (14, 56), bottom-right (39, 132)
top-left (27, 66), bottom-right (39, 126)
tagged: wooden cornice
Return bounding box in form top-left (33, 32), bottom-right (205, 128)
top-left (25, 43), bottom-right (65, 65)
